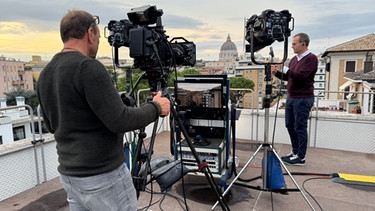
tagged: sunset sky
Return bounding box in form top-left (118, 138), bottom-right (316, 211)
top-left (1, 0), bottom-right (374, 62)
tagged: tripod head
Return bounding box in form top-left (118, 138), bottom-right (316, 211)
top-left (120, 68), bottom-right (171, 109)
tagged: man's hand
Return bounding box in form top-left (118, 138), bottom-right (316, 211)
top-left (271, 65), bottom-right (278, 74)
top-left (153, 91), bottom-right (170, 117)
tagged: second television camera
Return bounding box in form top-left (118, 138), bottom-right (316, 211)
top-left (106, 5), bottom-right (196, 72)
top-left (245, 9), bottom-right (293, 52)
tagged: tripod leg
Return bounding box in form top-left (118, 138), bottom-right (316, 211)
top-left (212, 143), bottom-right (263, 210)
top-left (131, 128), bottom-right (145, 176)
top-left (269, 145), bottom-right (316, 210)
top-left (131, 118), bottom-right (159, 198)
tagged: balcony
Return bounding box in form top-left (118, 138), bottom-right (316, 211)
top-left (0, 106), bottom-right (374, 210)
top-left (11, 80), bottom-right (25, 86)
top-left (18, 70), bottom-right (25, 75)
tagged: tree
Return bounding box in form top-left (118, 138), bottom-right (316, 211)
top-left (228, 77), bottom-right (255, 104)
top-left (116, 70), bottom-right (151, 105)
top-left (4, 87), bottom-right (38, 113)
top-left (115, 68), bottom-right (201, 105)
top-left (168, 68), bottom-right (201, 87)
top-left (229, 77), bottom-right (254, 89)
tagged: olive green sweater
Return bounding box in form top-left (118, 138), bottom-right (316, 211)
top-left (37, 51), bottom-right (160, 176)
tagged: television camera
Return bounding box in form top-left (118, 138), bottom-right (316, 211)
top-left (245, 9), bottom-right (293, 53)
top-left (105, 5), bottom-right (196, 92)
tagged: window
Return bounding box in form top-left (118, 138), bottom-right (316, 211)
top-left (0, 136), bottom-right (3, 145)
top-left (13, 126), bottom-right (25, 141)
top-left (345, 61), bottom-right (356, 72)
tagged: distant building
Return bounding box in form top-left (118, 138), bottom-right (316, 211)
top-left (322, 33), bottom-right (375, 114)
top-left (0, 56), bottom-right (33, 98)
top-left (26, 55), bottom-right (134, 80)
top-left (204, 35), bottom-right (238, 74)
top-left (25, 55), bottom-right (49, 80)
top-left (235, 59), bottom-right (264, 108)
top-left (96, 56), bottom-right (133, 67)
top-left (0, 97), bottom-right (33, 145)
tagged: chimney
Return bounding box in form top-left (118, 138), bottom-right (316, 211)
top-left (0, 98), bottom-right (6, 108)
top-left (364, 60), bottom-right (373, 73)
top-left (16, 96), bottom-right (25, 110)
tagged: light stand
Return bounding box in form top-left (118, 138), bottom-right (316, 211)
top-left (212, 30), bottom-right (316, 210)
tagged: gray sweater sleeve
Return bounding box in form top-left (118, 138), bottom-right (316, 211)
top-left (77, 60), bottom-right (161, 133)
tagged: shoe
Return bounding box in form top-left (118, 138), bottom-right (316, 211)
top-left (281, 152), bottom-right (296, 161)
top-left (284, 155), bottom-right (305, 166)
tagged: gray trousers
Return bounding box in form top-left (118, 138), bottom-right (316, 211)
top-left (60, 163), bottom-right (137, 211)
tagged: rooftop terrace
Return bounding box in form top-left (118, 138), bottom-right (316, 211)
top-left (0, 106), bottom-right (374, 210)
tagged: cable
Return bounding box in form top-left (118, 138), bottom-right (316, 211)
top-left (158, 193), bottom-right (167, 211)
top-left (302, 176), bottom-right (331, 211)
top-left (232, 170), bottom-right (332, 210)
top-left (137, 186), bottom-right (163, 211)
top-left (110, 38), bottom-right (119, 90)
top-left (268, 62), bottom-right (286, 211)
top-left (140, 186), bottom-right (190, 211)
top-left (141, 140), bottom-right (154, 210)
top-left (178, 132), bottom-right (189, 210)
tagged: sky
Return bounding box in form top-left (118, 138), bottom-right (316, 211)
top-left (1, 0), bottom-right (375, 62)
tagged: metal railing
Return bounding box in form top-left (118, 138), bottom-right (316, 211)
top-left (313, 90), bottom-right (375, 148)
top-left (1, 90), bottom-right (374, 201)
top-left (0, 104), bottom-right (57, 201)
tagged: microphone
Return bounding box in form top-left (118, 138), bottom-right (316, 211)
top-left (269, 47), bottom-right (274, 58)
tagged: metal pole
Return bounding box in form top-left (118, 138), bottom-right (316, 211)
top-left (37, 105), bottom-right (47, 182)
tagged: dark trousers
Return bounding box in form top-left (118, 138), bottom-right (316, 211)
top-left (285, 97), bottom-right (314, 159)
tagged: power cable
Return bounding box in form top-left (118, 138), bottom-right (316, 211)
top-left (302, 176), bottom-right (331, 211)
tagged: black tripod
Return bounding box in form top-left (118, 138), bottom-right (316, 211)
top-left (129, 74), bottom-right (230, 210)
top-left (212, 34), bottom-right (315, 210)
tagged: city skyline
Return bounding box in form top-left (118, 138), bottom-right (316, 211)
top-left (1, 0), bottom-right (375, 62)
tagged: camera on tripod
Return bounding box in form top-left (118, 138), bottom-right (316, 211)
top-left (245, 9), bottom-right (293, 52)
top-left (105, 5), bottom-right (196, 71)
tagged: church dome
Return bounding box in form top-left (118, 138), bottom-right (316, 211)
top-left (220, 34), bottom-right (237, 51)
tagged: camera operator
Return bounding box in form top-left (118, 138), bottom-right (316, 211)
top-left (271, 32), bottom-right (317, 166)
top-left (37, 10), bottom-right (169, 211)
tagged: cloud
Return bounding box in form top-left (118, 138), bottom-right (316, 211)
top-left (0, 22), bottom-right (30, 35)
top-left (162, 14), bottom-right (204, 29)
top-left (1, 0), bottom-right (375, 61)
top-left (296, 12), bottom-right (375, 40)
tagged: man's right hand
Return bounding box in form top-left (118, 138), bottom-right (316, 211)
top-left (153, 91), bottom-right (170, 117)
top-left (271, 65), bottom-right (278, 74)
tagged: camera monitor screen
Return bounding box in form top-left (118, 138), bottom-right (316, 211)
top-left (176, 82), bottom-right (222, 109)
top-left (174, 75), bottom-right (228, 139)
top-left (176, 77), bottom-right (225, 109)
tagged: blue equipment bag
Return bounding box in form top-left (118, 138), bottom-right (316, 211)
top-left (263, 151), bottom-right (286, 191)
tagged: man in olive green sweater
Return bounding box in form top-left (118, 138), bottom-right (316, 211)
top-left (37, 10), bottom-right (169, 211)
